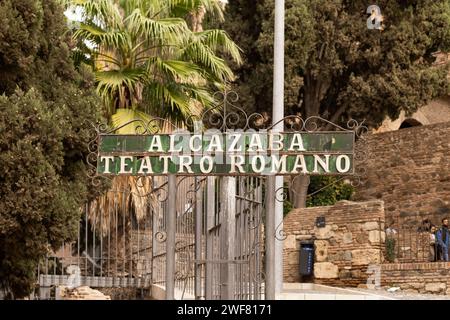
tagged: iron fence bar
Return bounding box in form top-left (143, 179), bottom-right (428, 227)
top-left (166, 174), bottom-right (176, 300)
top-left (234, 195), bottom-right (263, 204)
top-left (220, 177), bottom-right (236, 299)
top-left (195, 178), bottom-right (203, 299)
top-left (122, 192), bottom-right (126, 282)
top-left (85, 203), bottom-right (88, 282)
top-left (78, 212), bottom-right (81, 275)
top-left (93, 204), bottom-right (96, 278)
top-left (205, 177), bottom-right (215, 300)
top-left (265, 175), bottom-right (276, 300)
top-left (100, 200), bottom-right (103, 279)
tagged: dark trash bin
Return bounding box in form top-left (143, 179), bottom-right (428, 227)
top-left (299, 240), bottom-right (315, 276)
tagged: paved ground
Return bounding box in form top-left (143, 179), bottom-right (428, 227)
top-left (347, 287), bottom-right (450, 300)
top-left (280, 283), bottom-right (450, 300)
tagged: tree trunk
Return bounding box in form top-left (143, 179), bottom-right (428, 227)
top-left (190, 6), bottom-right (206, 32)
top-left (291, 175), bottom-right (310, 208)
top-left (290, 71), bottom-right (327, 208)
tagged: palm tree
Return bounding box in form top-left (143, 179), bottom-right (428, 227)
top-left (62, 0), bottom-right (241, 279)
top-left (64, 0), bottom-right (241, 131)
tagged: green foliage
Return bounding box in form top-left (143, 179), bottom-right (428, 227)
top-left (222, 0), bottom-right (450, 128)
top-left (306, 176), bottom-right (354, 208)
top-left (0, 0), bottom-right (103, 298)
top-left (283, 199), bottom-right (293, 217)
top-left (62, 0), bottom-right (242, 127)
top-left (385, 237), bottom-right (397, 263)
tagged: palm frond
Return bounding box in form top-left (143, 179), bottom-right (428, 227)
top-left (125, 9), bottom-right (189, 44)
top-left (111, 109), bottom-right (152, 134)
top-left (169, 0), bottom-right (224, 21)
top-left (144, 82), bottom-right (212, 124)
top-left (194, 29), bottom-right (243, 65)
top-left (151, 58), bottom-right (205, 83)
top-left (180, 41), bottom-right (234, 82)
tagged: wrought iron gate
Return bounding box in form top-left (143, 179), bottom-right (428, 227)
top-left (36, 175), bottom-right (265, 300)
top-left (35, 90), bottom-right (366, 300)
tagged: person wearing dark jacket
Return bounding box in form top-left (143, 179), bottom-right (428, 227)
top-left (436, 218), bottom-right (450, 261)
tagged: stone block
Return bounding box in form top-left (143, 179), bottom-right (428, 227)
top-left (62, 286), bottom-right (111, 300)
top-left (357, 284), bottom-right (368, 289)
top-left (410, 283), bottom-right (425, 290)
top-left (351, 249), bottom-right (381, 265)
top-left (284, 235), bottom-right (297, 249)
top-left (351, 269), bottom-right (361, 278)
top-left (295, 235), bottom-right (314, 241)
top-left (425, 283), bottom-right (446, 293)
top-left (287, 252), bottom-right (299, 265)
top-left (343, 232), bottom-right (353, 244)
top-left (339, 270), bottom-right (352, 279)
top-left (363, 222), bottom-right (379, 231)
top-left (368, 230), bottom-right (382, 244)
top-left (343, 251), bottom-right (352, 261)
top-left (314, 240), bottom-right (329, 262)
top-left (356, 234), bottom-right (368, 244)
top-left (314, 262), bottom-right (339, 279)
top-left (314, 225), bottom-right (334, 240)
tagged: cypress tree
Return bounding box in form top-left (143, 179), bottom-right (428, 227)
top-left (0, 0), bottom-right (103, 298)
top-left (222, 0), bottom-right (450, 207)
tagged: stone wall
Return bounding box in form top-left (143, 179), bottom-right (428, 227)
top-left (283, 200), bottom-right (385, 287)
top-left (381, 262), bottom-right (450, 295)
top-left (375, 98), bottom-right (450, 133)
top-left (354, 122), bottom-right (450, 227)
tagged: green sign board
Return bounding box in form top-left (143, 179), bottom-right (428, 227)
top-left (96, 132), bottom-right (354, 176)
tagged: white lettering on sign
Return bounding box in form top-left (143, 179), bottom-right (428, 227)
top-left (189, 135), bottom-right (203, 153)
top-left (228, 133), bottom-right (242, 152)
top-left (138, 156), bottom-right (153, 174)
top-left (269, 133), bottom-right (284, 152)
top-left (271, 155), bottom-right (288, 174)
top-left (288, 134), bottom-right (306, 151)
top-left (98, 132), bottom-right (355, 176)
top-left (100, 156), bottom-right (115, 174)
top-left (230, 155), bottom-right (245, 174)
top-left (149, 135), bottom-right (163, 152)
top-left (336, 155), bottom-right (351, 173)
top-left (119, 156), bottom-right (133, 174)
top-left (313, 155), bottom-right (330, 173)
top-left (292, 155), bottom-right (308, 174)
top-left (200, 156), bottom-right (214, 174)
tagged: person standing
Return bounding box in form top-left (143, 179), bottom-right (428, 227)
top-left (436, 218), bottom-right (450, 261)
top-left (429, 225), bottom-right (437, 262)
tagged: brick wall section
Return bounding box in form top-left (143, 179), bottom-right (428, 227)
top-left (381, 262), bottom-right (450, 295)
top-left (354, 122), bottom-right (450, 227)
top-left (283, 200), bottom-right (385, 287)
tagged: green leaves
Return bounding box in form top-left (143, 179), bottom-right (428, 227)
top-left (111, 108), bottom-right (152, 134)
top-left (64, 0), bottom-right (241, 125)
top-left (306, 176), bottom-right (354, 208)
top-left (0, 0), bottom-right (103, 298)
top-left (223, 0), bottom-right (450, 128)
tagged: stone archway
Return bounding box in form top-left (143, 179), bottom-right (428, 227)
top-left (399, 118), bottom-right (423, 129)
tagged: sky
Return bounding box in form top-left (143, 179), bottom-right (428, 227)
top-left (64, 0), bottom-right (229, 21)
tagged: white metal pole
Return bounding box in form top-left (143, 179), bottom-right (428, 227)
top-left (273, 0), bottom-right (285, 296)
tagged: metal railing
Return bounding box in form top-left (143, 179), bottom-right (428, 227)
top-left (387, 227), bottom-right (440, 263)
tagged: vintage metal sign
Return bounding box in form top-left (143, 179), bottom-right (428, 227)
top-left (96, 131), bottom-right (354, 176)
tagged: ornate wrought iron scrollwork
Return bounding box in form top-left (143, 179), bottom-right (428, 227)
top-left (348, 119), bottom-right (369, 188)
top-left (174, 239), bottom-right (193, 300)
top-left (275, 184), bottom-right (290, 203)
top-left (155, 231), bottom-right (167, 243)
top-left (196, 90), bottom-right (267, 131)
top-left (275, 220), bottom-right (287, 241)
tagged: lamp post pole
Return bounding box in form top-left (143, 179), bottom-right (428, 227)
top-left (273, 0), bottom-right (285, 298)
